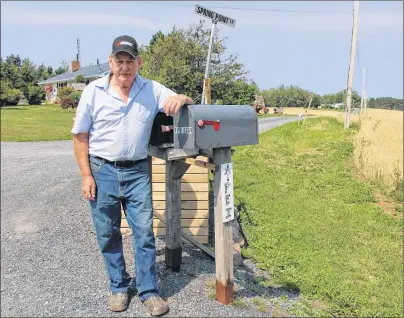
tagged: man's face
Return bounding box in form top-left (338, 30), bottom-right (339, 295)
top-left (109, 52), bottom-right (142, 86)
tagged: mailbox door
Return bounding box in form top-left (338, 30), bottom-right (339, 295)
top-left (149, 112), bottom-right (174, 147)
top-left (189, 105), bottom-right (258, 149)
top-left (173, 106), bottom-right (196, 150)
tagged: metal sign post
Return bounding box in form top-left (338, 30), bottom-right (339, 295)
top-left (195, 4), bottom-right (236, 105)
top-left (201, 22), bottom-right (216, 105)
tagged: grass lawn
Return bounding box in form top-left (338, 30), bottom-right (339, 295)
top-left (0, 104), bottom-right (295, 141)
top-left (1, 104), bottom-right (75, 142)
top-left (233, 117), bottom-right (402, 317)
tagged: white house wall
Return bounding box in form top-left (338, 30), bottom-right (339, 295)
top-left (45, 78), bottom-right (99, 103)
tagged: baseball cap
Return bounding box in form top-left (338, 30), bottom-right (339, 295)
top-left (111, 35), bottom-right (139, 57)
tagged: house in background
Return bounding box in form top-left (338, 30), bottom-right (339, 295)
top-left (331, 102), bottom-right (343, 109)
top-left (38, 60), bottom-right (109, 103)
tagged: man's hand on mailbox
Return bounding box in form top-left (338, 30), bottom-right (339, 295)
top-left (163, 94), bottom-right (193, 116)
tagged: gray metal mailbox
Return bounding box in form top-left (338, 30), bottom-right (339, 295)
top-left (173, 105), bottom-right (258, 150)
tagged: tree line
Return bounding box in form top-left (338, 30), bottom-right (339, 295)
top-left (1, 20), bottom-right (402, 111)
top-left (367, 97), bottom-right (403, 111)
top-left (261, 86), bottom-right (362, 109)
top-left (0, 55), bottom-right (69, 106)
top-left (139, 21), bottom-right (258, 105)
top-left (261, 86), bottom-right (403, 111)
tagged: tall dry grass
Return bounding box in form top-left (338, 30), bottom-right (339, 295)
top-left (354, 109), bottom-right (403, 196)
top-left (283, 107), bottom-right (403, 198)
top-left (284, 107), bottom-right (347, 120)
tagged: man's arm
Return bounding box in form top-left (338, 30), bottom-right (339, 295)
top-left (73, 133), bottom-right (96, 201)
top-left (73, 133), bottom-right (92, 177)
top-left (71, 86), bottom-right (96, 201)
top-left (156, 82), bottom-right (192, 116)
top-left (163, 94), bottom-right (193, 116)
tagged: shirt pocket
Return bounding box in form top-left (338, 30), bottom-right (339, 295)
top-left (133, 102), bottom-right (154, 122)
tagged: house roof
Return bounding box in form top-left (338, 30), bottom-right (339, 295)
top-left (38, 62), bottom-right (110, 85)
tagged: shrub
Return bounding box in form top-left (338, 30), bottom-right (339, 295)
top-left (57, 87), bottom-right (74, 100)
top-left (60, 96), bottom-right (75, 110)
top-left (58, 89), bottom-right (81, 110)
top-left (71, 91), bottom-right (82, 107)
top-left (27, 85), bottom-right (46, 105)
top-left (4, 89), bottom-right (22, 106)
top-left (0, 81), bottom-right (12, 106)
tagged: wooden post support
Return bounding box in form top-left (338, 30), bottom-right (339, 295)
top-left (153, 209), bottom-right (215, 259)
top-left (180, 157), bottom-right (217, 171)
top-left (165, 160), bottom-right (190, 271)
top-left (213, 147), bottom-right (234, 305)
top-left (204, 78), bottom-right (212, 105)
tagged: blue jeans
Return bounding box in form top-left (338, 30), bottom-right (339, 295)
top-left (88, 155), bottom-right (158, 301)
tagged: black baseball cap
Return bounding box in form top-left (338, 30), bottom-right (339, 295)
top-left (111, 35), bottom-right (139, 57)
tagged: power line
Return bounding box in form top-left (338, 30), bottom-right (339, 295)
top-left (136, 1), bottom-right (351, 15)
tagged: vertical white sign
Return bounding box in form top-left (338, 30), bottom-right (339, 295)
top-left (220, 162), bottom-right (234, 223)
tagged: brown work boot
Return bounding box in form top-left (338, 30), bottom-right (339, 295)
top-left (142, 295), bottom-right (169, 316)
top-left (108, 292), bottom-right (130, 312)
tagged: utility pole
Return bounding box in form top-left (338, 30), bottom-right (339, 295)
top-left (344, 1), bottom-right (360, 129)
top-left (364, 88), bottom-right (367, 112)
top-left (360, 67), bottom-right (366, 113)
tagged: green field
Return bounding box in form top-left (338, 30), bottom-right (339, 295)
top-left (233, 117), bottom-right (402, 317)
top-left (1, 104), bottom-right (75, 141)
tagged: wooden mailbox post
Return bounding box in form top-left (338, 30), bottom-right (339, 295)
top-left (147, 145), bottom-right (235, 304)
top-left (212, 147), bottom-right (234, 303)
top-left (164, 158), bottom-right (191, 269)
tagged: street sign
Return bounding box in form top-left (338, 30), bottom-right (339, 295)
top-left (195, 4), bottom-right (236, 104)
top-left (195, 4), bottom-right (236, 28)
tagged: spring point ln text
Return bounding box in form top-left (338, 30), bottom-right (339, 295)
top-left (195, 5), bottom-right (236, 28)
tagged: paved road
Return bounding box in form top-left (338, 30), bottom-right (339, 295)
top-left (0, 116), bottom-right (302, 317)
top-left (258, 115), bottom-right (301, 133)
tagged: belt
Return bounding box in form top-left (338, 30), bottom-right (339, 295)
top-left (92, 155), bottom-right (147, 168)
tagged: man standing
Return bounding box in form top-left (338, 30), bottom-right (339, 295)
top-left (72, 35), bottom-right (192, 316)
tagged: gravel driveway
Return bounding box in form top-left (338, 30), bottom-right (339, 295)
top-left (1, 117), bottom-right (303, 317)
